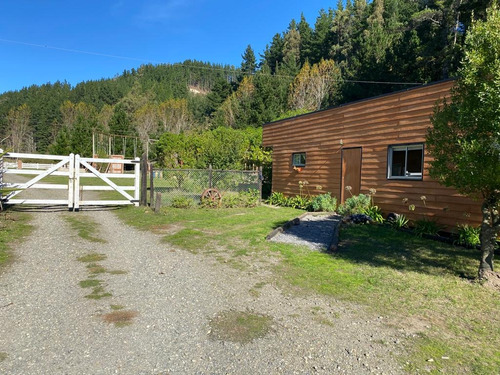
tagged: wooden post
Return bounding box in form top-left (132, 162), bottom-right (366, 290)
top-left (155, 192), bottom-right (162, 213)
top-left (140, 153), bottom-right (147, 206)
top-left (149, 162), bottom-right (154, 207)
top-left (258, 166), bottom-right (263, 203)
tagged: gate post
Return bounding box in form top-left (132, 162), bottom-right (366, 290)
top-left (68, 153), bottom-right (75, 211)
top-left (73, 154), bottom-right (81, 211)
top-left (140, 153), bottom-right (147, 206)
top-left (134, 157), bottom-right (141, 207)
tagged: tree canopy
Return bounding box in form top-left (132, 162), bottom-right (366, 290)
top-left (427, 3), bottom-right (500, 279)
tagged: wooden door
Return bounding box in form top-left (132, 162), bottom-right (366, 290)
top-left (341, 147), bottom-right (362, 203)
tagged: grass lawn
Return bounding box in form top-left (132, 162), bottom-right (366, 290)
top-left (115, 205), bottom-right (500, 375)
top-left (0, 211), bottom-right (32, 271)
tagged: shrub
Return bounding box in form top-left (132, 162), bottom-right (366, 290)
top-left (311, 193), bottom-right (337, 212)
top-left (170, 196), bottom-right (196, 208)
top-left (337, 194), bottom-right (371, 216)
top-left (288, 195), bottom-right (312, 210)
top-left (362, 205), bottom-right (384, 224)
top-left (222, 189), bottom-right (259, 208)
top-left (456, 224), bottom-right (480, 248)
top-left (413, 218), bottom-right (444, 237)
top-left (200, 197), bottom-right (221, 208)
top-left (267, 192), bottom-right (288, 206)
top-left (389, 214), bottom-right (409, 229)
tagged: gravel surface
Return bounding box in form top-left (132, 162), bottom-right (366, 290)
top-left (270, 214), bottom-right (341, 251)
top-left (0, 208), bottom-right (406, 375)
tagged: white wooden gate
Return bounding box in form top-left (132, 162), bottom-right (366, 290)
top-left (1, 151), bottom-right (140, 210)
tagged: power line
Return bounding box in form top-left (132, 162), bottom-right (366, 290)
top-left (0, 37), bottom-right (425, 86)
top-left (0, 38), bottom-right (164, 64)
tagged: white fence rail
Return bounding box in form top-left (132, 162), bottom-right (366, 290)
top-left (0, 151), bottom-right (140, 210)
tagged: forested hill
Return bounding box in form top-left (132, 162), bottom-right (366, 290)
top-left (0, 0), bottom-right (491, 157)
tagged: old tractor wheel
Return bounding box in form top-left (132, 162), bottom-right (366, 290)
top-left (201, 188), bottom-right (222, 207)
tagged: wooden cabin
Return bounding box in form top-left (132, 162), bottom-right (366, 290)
top-left (262, 80), bottom-right (482, 229)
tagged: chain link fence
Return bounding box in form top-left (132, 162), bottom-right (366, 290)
top-left (151, 168), bottom-right (262, 206)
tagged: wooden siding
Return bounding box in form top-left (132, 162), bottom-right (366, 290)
top-left (263, 81), bottom-right (483, 229)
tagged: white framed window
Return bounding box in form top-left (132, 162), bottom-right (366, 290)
top-left (292, 152), bottom-right (306, 167)
top-left (387, 144), bottom-right (423, 179)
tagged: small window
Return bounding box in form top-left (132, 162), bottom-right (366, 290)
top-left (388, 144), bottom-right (423, 179)
top-left (292, 152), bottom-right (306, 167)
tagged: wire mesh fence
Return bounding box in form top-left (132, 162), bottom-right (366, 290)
top-left (151, 168), bottom-right (262, 206)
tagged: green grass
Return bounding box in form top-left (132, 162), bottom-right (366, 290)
top-left (84, 285), bottom-right (112, 300)
top-left (79, 279), bottom-right (103, 288)
top-left (64, 215), bottom-right (107, 243)
top-left (0, 211), bottom-right (32, 270)
top-left (77, 253), bottom-right (107, 263)
top-left (113, 205), bottom-right (500, 374)
top-left (208, 310), bottom-right (273, 343)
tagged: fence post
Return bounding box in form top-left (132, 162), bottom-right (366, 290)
top-left (209, 164), bottom-right (213, 188)
top-left (140, 153), bottom-right (147, 206)
top-left (258, 166), bottom-right (263, 203)
top-left (149, 162), bottom-right (154, 207)
top-left (155, 192), bottom-right (162, 213)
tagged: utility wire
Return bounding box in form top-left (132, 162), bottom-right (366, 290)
top-left (0, 37), bottom-right (425, 86)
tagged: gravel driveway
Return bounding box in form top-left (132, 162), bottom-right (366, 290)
top-left (0, 208), bottom-right (405, 374)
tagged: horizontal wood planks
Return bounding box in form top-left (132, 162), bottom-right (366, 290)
top-left (263, 81), bottom-right (482, 229)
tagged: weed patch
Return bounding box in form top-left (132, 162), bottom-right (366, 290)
top-left (102, 310), bottom-right (138, 327)
top-left (0, 352), bottom-right (7, 362)
top-left (110, 304), bottom-right (125, 310)
top-left (86, 263), bottom-right (107, 274)
top-left (85, 286), bottom-right (112, 300)
top-left (64, 215), bottom-right (106, 243)
top-left (77, 253), bottom-right (107, 263)
top-left (0, 212), bottom-right (32, 270)
top-left (79, 279), bottom-right (102, 288)
top-left (208, 310), bottom-right (273, 344)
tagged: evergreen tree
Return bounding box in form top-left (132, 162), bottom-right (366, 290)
top-left (240, 45), bottom-right (257, 78)
top-left (298, 13), bottom-right (313, 65)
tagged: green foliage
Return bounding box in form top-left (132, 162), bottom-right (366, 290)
top-left (427, 5), bottom-right (500, 200)
top-left (268, 192), bottom-right (288, 206)
top-left (310, 193), bottom-right (337, 212)
top-left (427, 4), bottom-right (500, 275)
top-left (221, 189), bottom-right (259, 208)
top-left (362, 205), bottom-right (384, 224)
top-left (170, 196), bottom-right (196, 209)
top-left (337, 194), bottom-right (371, 216)
top-left (456, 224), bottom-right (481, 248)
top-left (287, 195), bottom-right (312, 210)
top-left (413, 218), bottom-right (444, 237)
top-left (389, 214), bottom-right (409, 229)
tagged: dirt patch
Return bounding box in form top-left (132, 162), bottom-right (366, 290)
top-left (102, 310), bottom-right (138, 327)
top-left (482, 270), bottom-right (500, 292)
top-left (151, 224), bottom-right (183, 235)
top-left (208, 310), bottom-right (273, 344)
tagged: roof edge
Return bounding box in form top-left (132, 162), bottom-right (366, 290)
top-left (262, 78), bottom-right (456, 127)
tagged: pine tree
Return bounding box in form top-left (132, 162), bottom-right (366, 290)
top-left (240, 45), bottom-right (257, 77)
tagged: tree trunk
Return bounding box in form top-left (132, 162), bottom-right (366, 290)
top-left (478, 199), bottom-right (500, 280)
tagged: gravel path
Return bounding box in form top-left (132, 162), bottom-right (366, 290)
top-left (0, 209), bottom-right (405, 374)
top-left (269, 214), bottom-right (341, 251)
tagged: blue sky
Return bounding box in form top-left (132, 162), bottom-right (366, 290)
top-left (0, 0), bottom-right (335, 94)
